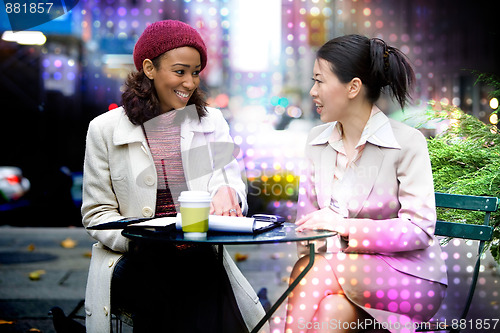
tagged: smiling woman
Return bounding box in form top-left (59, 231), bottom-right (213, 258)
top-left (81, 20), bottom-right (267, 333)
top-left (142, 46), bottom-right (202, 112)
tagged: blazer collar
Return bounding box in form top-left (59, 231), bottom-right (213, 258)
top-left (308, 106), bottom-right (401, 149)
top-left (112, 106), bottom-right (215, 146)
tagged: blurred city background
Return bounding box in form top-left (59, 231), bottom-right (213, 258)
top-left (1, 1), bottom-right (499, 332)
top-left (0, 0), bottom-right (499, 225)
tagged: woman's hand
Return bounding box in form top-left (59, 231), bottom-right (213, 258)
top-left (295, 207), bottom-right (348, 236)
top-left (210, 186), bottom-right (243, 217)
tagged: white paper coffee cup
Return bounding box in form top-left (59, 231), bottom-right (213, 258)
top-left (178, 191), bottom-right (211, 236)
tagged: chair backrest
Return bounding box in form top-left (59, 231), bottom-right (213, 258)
top-left (434, 192), bottom-right (498, 241)
top-left (435, 192), bottom-right (498, 212)
top-left (420, 193), bottom-right (499, 333)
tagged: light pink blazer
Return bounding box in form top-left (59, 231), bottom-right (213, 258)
top-left (297, 111), bottom-right (447, 285)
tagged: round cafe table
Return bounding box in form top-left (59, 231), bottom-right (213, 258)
top-left (122, 223), bottom-right (336, 333)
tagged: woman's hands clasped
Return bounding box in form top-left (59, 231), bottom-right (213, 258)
top-left (295, 207), bottom-right (348, 237)
top-left (210, 186), bottom-right (243, 217)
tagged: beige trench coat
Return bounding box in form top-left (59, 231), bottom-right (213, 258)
top-left (82, 107), bottom-right (268, 332)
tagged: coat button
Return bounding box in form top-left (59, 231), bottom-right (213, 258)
top-left (144, 175), bottom-right (155, 186)
top-left (142, 206), bottom-right (153, 217)
top-left (108, 258), bottom-right (114, 267)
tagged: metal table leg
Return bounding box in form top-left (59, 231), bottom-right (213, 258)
top-left (218, 244), bottom-right (224, 333)
top-left (251, 243), bottom-right (316, 333)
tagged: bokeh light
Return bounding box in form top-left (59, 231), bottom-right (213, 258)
top-left (489, 97), bottom-right (499, 110)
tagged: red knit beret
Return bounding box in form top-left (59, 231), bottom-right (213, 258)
top-left (133, 20), bottom-right (207, 72)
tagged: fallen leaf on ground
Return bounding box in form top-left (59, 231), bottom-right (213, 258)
top-left (234, 253), bottom-right (248, 262)
top-left (0, 319), bottom-right (14, 325)
top-left (60, 238), bottom-right (77, 248)
top-left (83, 251), bottom-right (92, 258)
top-left (271, 252), bottom-right (284, 259)
top-left (28, 329), bottom-right (42, 332)
top-left (27, 244), bottom-right (36, 252)
top-left (29, 270), bottom-right (46, 281)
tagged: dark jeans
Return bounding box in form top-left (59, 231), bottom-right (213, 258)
top-left (111, 242), bottom-right (248, 333)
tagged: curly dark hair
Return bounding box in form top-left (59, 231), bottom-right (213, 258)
top-left (121, 56), bottom-right (208, 125)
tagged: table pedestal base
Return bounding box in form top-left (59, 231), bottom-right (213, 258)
top-left (250, 243), bottom-right (316, 333)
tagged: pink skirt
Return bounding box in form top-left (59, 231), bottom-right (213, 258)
top-left (322, 252), bottom-right (447, 333)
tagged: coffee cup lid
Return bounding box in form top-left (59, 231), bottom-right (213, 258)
top-left (178, 191), bottom-right (212, 203)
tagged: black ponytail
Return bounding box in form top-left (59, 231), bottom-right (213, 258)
top-left (317, 34), bottom-right (415, 109)
top-left (369, 37), bottom-right (415, 109)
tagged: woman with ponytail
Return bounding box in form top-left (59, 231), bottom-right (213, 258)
top-left (285, 35), bottom-right (447, 332)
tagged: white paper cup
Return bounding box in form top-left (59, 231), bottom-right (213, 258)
top-left (178, 191), bottom-right (211, 236)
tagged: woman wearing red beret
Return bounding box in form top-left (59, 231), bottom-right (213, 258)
top-left (82, 20), bottom-right (267, 333)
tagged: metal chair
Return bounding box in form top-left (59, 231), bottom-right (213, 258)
top-left (416, 192), bottom-right (498, 333)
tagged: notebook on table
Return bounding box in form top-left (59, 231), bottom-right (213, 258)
top-left (88, 214), bottom-right (285, 234)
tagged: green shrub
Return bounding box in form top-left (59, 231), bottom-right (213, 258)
top-left (421, 101), bottom-right (500, 262)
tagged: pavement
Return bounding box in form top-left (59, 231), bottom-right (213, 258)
top-left (0, 226), bottom-right (499, 333)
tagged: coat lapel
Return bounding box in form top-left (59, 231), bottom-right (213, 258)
top-left (328, 110), bottom-right (401, 218)
top-left (180, 107), bottom-right (216, 190)
top-left (317, 145), bottom-right (336, 208)
top-left (112, 109), bottom-right (154, 186)
top-left (307, 123), bottom-right (336, 209)
top-left (112, 108), bottom-right (145, 146)
top-left (340, 144), bottom-right (384, 217)
top-left (180, 106), bottom-right (215, 152)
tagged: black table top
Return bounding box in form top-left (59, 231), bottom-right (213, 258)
top-left (122, 222), bottom-right (337, 245)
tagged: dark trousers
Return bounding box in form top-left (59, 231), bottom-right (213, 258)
top-left (111, 242), bottom-right (248, 333)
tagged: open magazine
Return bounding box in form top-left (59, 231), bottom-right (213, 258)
top-left (88, 214), bottom-right (285, 234)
